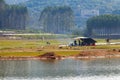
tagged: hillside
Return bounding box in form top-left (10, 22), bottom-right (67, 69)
top-left (0, 0), bottom-right (28, 30)
top-left (39, 6), bottom-right (74, 34)
top-left (23, 0), bottom-right (120, 29)
top-left (5, 0), bottom-right (29, 4)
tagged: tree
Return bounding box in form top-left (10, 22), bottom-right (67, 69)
top-left (86, 14), bottom-right (120, 38)
top-left (0, 0), bottom-right (28, 30)
top-left (39, 6), bottom-right (75, 34)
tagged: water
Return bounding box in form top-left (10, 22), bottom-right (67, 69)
top-left (0, 58), bottom-right (120, 80)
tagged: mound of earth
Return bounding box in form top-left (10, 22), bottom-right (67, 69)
top-left (75, 49), bottom-right (120, 58)
top-left (38, 52), bottom-right (61, 59)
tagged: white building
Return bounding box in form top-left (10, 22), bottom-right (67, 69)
top-left (81, 9), bottom-right (99, 18)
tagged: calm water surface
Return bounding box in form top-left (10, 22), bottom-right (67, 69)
top-left (0, 58), bottom-right (120, 80)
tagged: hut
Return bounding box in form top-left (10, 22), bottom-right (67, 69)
top-left (73, 37), bottom-right (96, 46)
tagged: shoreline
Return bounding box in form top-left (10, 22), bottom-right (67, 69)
top-left (0, 49), bottom-right (120, 60)
top-left (0, 55), bottom-right (120, 61)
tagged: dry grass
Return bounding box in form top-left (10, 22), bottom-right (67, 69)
top-left (0, 39), bottom-right (120, 57)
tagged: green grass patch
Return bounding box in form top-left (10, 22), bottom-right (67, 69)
top-left (54, 51), bottom-right (80, 56)
top-left (0, 51), bottom-right (80, 57)
top-left (90, 45), bottom-right (120, 49)
top-left (0, 40), bottom-right (60, 49)
top-left (0, 52), bottom-right (43, 57)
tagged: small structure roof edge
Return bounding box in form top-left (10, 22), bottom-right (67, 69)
top-left (73, 37), bottom-right (89, 40)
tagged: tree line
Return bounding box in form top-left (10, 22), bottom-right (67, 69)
top-left (39, 6), bottom-right (75, 34)
top-left (86, 14), bottom-right (120, 38)
top-left (0, 0), bottom-right (28, 30)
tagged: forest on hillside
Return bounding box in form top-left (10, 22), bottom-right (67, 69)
top-left (24, 0), bottom-right (120, 29)
top-left (86, 15), bottom-right (120, 38)
top-left (2, 0), bottom-right (120, 35)
top-left (25, 0), bottom-right (120, 14)
top-left (39, 6), bottom-right (74, 34)
top-left (0, 0), bottom-right (28, 30)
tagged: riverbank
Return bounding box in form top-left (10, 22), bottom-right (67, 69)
top-left (0, 39), bottom-right (120, 60)
top-left (0, 48), bottom-right (120, 60)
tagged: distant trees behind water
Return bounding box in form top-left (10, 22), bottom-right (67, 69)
top-left (39, 6), bottom-right (75, 34)
top-left (0, 0), bottom-right (28, 30)
top-left (86, 14), bottom-right (120, 38)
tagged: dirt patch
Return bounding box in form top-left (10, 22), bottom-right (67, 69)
top-left (38, 52), bottom-right (62, 60)
top-left (75, 49), bottom-right (120, 58)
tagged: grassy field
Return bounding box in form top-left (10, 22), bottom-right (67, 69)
top-left (0, 39), bottom-right (60, 49)
top-left (0, 39), bottom-right (120, 57)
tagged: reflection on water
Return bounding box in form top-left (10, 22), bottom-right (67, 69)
top-left (0, 60), bottom-right (30, 78)
top-left (0, 58), bottom-right (120, 80)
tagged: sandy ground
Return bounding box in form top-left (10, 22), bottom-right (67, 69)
top-left (75, 49), bottom-right (120, 59)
